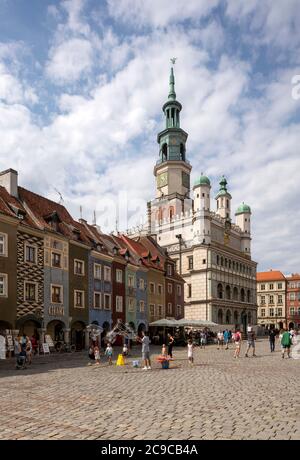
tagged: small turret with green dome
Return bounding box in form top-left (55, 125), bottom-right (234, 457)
top-left (193, 173), bottom-right (211, 188)
top-left (235, 202), bottom-right (251, 215)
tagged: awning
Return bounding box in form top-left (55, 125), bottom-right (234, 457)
top-left (149, 319), bottom-right (179, 327)
top-left (176, 319), bottom-right (219, 328)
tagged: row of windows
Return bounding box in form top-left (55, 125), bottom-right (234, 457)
top-left (287, 292), bottom-right (300, 301)
top-left (149, 304), bottom-right (182, 317)
top-left (215, 254), bottom-right (253, 275)
top-left (288, 282), bottom-right (300, 288)
top-left (259, 295), bottom-right (284, 305)
top-left (259, 308), bottom-right (283, 317)
top-left (216, 308), bottom-right (254, 324)
top-left (149, 282), bottom-right (182, 296)
top-left (259, 283), bottom-right (283, 291)
top-left (289, 307), bottom-right (300, 316)
top-left (217, 284), bottom-right (252, 302)
top-left (0, 272), bottom-right (182, 300)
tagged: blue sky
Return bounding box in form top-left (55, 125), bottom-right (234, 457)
top-left (0, 0), bottom-right (300, 274)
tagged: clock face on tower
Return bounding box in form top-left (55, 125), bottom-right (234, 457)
top-left (157, 172), bottom-right (168, 188)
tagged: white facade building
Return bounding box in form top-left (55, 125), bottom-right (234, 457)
top-left (128, 66), bottom-right (257, 331)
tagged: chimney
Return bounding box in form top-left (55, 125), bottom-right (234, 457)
top-left (0, 169), bottom-right (18, 198)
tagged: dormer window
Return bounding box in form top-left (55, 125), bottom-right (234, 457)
top-left (113, 246), bottom-right (119, 255)
top-left (44, 211), bottom-right (61, 232)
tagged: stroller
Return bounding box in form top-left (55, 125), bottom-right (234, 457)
top-left (16, 345), bottom-right (27, 370)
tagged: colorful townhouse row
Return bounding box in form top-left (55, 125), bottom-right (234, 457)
top-left (257, 270), bottom-right (300, 330)
top-left (0, 169), bottom-right (184, 349)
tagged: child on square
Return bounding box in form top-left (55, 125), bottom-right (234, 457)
top-left (105, 342), bottom-right (113, 365)
top-left (122, 343), bottom-right (128, 363)
top-left (94, 345), bottom-right (101, 365)
top-left (188, 339), bottom-right (194, 365)
top-left (161, 343), bottom-right (167, 357)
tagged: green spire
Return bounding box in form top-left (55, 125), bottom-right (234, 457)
top-left (215, 175), bottom-right (232, 199)
top-left (219, 175), bottom-right (228, 192)
top-left (168, 67), bottom-right (176, 100)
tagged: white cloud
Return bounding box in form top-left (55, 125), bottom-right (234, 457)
top-left (0, 2), bottom-right (299, 274)
top-left (107, 0), bottom-right (220, 28)
top-left (46, 38), bottom-right (94, 83)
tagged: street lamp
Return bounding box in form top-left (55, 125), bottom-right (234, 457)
top-left (175, 234), bottom-right (182, 275)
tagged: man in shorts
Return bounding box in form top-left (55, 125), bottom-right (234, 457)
top-left (281, 329), bottom-right (292, 359)
top-left (141, 331), bottom-right (151, 370)
top-left (217, 330), bottom-right (224, 350)
top-left (245, 326), bottom-right (256, 357)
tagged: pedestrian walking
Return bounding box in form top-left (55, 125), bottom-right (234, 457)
top-left (105, 343), bottom-right (113, 365)
top-left (269, 328), bottom-right (276, 352)
top-left (223, 329), bottom-right (230, 350)
top-left (245, 327), bottom-right (256, 357)
top-left (187, 339), bottom-right (194, 365)
top-left (233, 329), bottom-right (242, 358)
top-left (167, 333), bottom-right (174, 358)
top-left (281, 329), bottom-right (292, 359)
top-left (31, 335), bottom-right (38, 355)
top-left (217, 330), bottom-right (224, 349)
top-left (200, 331), bottom-right (206, 349)
top-left (138, 331), bottom-right (151, 370)
top-left (26, 337), bottom-right (32, 365)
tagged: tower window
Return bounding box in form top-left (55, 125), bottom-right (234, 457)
top-left (180, 143), bottom-right (185, 161)
top-left (202, 193), bottom-right (205, 197)
top-left (226, 199), bottom-right (229, 208)
top-left (162, 143), bottom-right (167, 161)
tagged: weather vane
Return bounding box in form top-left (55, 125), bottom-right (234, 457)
top-left (170, 57), bottom-right (177, 65)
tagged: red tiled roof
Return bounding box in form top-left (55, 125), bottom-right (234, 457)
top-left (120, 234), bottom-right (164, 271)
top-left (256, 271), bottom-right (286, 281)
top-left (0, 186), bottom-right (39, 228)
top-left (286, 273), bottom-right (300, 281)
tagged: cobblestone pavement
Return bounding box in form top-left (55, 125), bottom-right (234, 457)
top-left (0, 339), bottom-right (299, 440)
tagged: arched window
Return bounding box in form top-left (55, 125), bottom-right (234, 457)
top-left (169, 206), bottom-right (174, 220)
top-left (216, 255), bottom-right (220, 265)
top-left (180, 143), bottom-right (185, 161)
top-left (234, 311), bottom-right (239, 324)
top-left (221, 257), bottom-right (224, 266)
top-left (162, 143), bottom-right (168, 162)
top-left (225, 285), bottom-right (231, 300)
top-left (226, 199), bottom-right (229, 208)
top-left (226, 309), bottom-right (232, 324)
top-left (218, 309), bottom-right (223, 324)
top-left (217, 283), bottom-right (223, 299)
top-left (247, 289), bottom-right (251, 303)
top-left (233, 287), bottom-right (238, 300)
top-left (248, 312), bottom-right (252, 324)
top-left (241, 288), bottom-right (245, 302)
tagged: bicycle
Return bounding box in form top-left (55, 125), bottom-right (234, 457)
top-left (55, 341), bottom-right (76, 353)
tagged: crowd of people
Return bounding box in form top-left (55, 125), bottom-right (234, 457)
top-left (14, 333), bottom-right (38, 368)
top-left (12, 325), bottom-right (298, 370)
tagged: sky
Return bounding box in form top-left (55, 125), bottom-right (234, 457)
top-left (0, 0), bottom-right (300, 274)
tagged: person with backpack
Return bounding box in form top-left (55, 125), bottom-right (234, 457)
top-left (281, 329), bottom-right (292, 359)
top-left (233, 329), bottom-right (242, 358)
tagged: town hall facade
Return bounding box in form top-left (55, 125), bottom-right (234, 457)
top-left (128, 65), bottom-right (258, 330)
